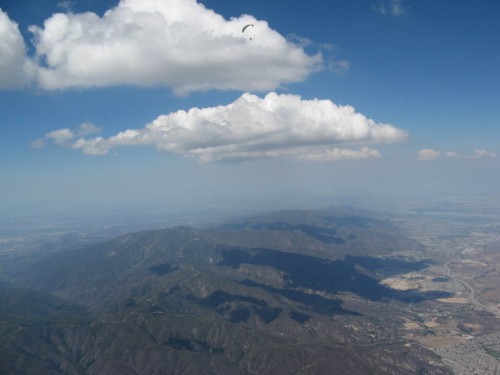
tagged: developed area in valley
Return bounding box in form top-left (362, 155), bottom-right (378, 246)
top-left (386, 199), bottom-right (500, 374)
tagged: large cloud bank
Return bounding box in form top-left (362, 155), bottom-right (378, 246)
top-left (0, 10), bottom-right (34, 89)
top-left (39, 92), bottom-right (407, 162)
top-left (0, 0), bottom-right (321, 93)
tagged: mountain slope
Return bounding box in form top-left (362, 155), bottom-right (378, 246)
top-left (1, 208), bottom-right (452, 374)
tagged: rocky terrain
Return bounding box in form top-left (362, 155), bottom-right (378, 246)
top-left (1, 205), bottom-right (497, 374)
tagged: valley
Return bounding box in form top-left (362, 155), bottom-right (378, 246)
top-left (389, 201), bottom-right (500, 374)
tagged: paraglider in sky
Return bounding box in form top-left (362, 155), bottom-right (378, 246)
top-left (242, 24), bottom-right (254, 33)
top-left (242, 24), bottom-right (254, 40)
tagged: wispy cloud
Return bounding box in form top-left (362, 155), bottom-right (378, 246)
top-left (417, 148), bottom-right (440, 161)
top-left (30, 139), bottom-right (45, 149)
top-left (299, 147), bottom-right (382, 161)
top-left (418, 148), bottom-right (497, 161)
top-left (287, 33), bottom-right (349, 76)
top-left (329, 59), bottom-right (350, 76)
top-left (39, 92), bottom-right (407, 162)
top-left (57, 1), bottom-right (75, 12)
top-left (473, 149), bottom-right (497, 158)
top-left (444, 151), bottom-right (460, 158)
top-left (374, 0), bottom-right (408, 17)
top-left (1, 0), bottom-right (321, 94)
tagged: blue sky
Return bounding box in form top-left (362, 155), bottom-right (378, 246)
top-left (1, 0), bottom-right (499, 216)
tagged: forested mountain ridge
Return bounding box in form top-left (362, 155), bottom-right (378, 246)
top-left (0, 208), bottom-right (452, 374)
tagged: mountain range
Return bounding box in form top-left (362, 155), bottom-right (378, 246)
top-left (0, 207), bottom-right (453, 374)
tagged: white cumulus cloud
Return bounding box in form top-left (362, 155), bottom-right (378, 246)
top-left (34, 122), bottom-right (101, 148)
top-left (46, 128), bottom-right (75, 144)
top-left (43, 92), bottom-right (407, 162)
top-left (0, 9), bottom-right (35, 89)
top-left (26, 0), bottom-right (321, 94)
